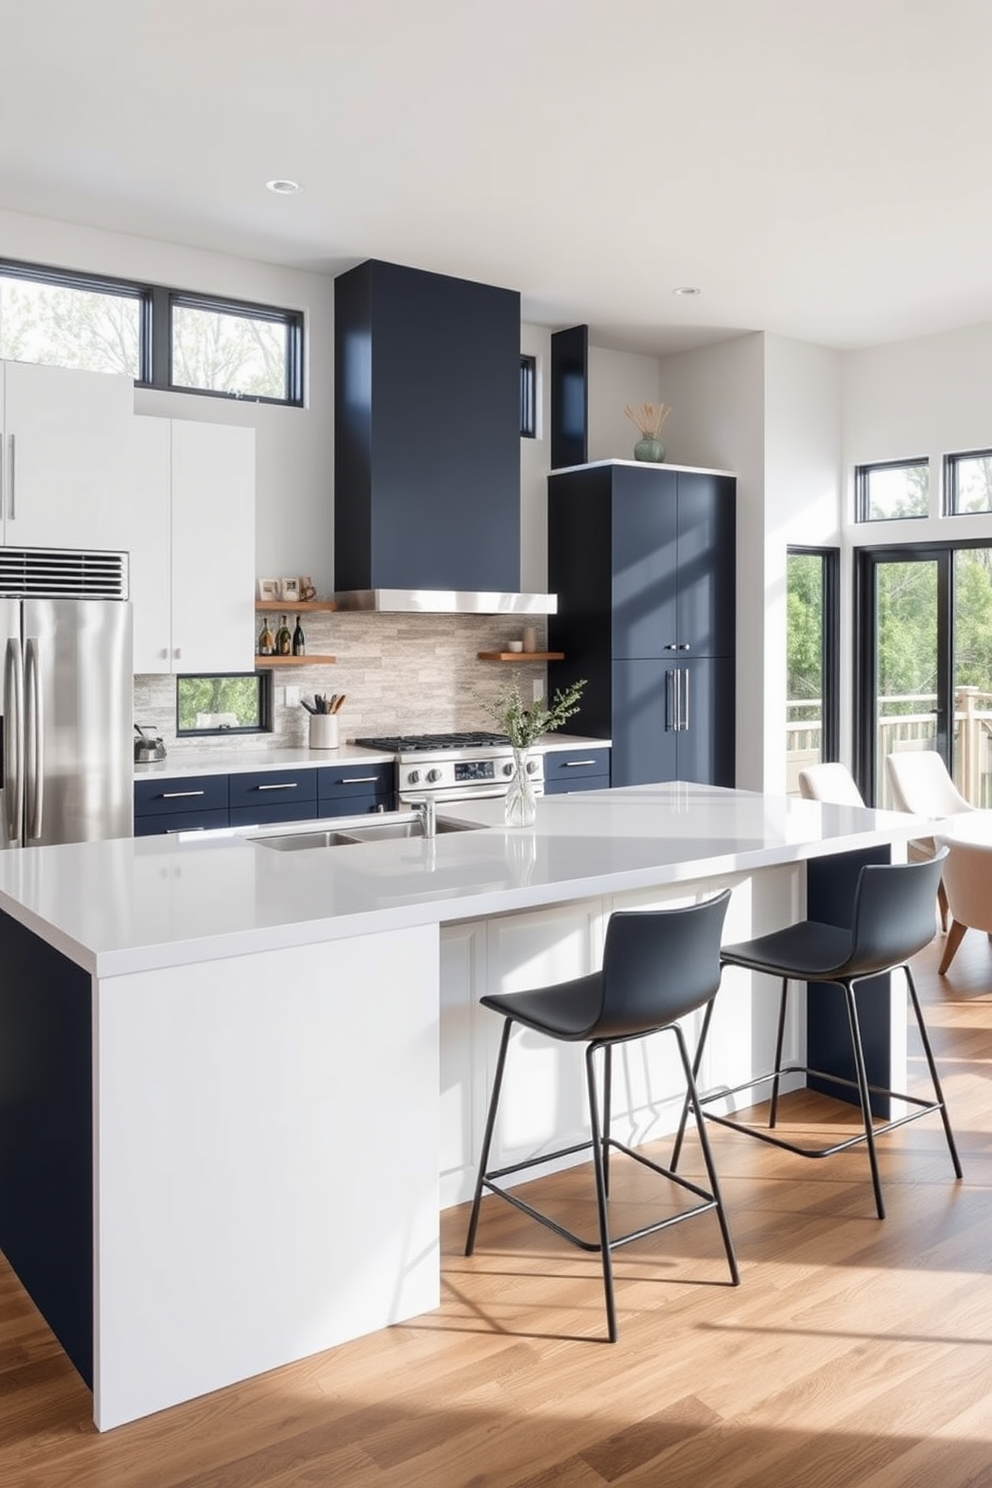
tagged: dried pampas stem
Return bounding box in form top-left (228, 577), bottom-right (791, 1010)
top-left (624, 401), bottom-right (672, 437)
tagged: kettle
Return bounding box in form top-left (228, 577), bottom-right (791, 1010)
top-left (134, 723), bottom-right (167, 763)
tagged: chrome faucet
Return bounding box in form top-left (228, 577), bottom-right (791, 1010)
top-left (410, 796), bottom-right (436, 839)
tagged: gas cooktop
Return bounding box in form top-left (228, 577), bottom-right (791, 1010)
top-left (355, 731), bottom-right (512, 753)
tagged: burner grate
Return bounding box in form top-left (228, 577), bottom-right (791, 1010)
top-left (356, 731), bottom-right (511, 752)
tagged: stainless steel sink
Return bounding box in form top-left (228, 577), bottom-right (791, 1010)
top-left (250, 815), bottom-right (484, 851)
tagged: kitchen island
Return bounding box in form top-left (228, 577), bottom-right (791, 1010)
top-left (0, 783), bottom-right (927, 1430)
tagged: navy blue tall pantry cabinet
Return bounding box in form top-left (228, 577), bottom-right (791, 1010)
top-left (547, 461), bottom-right (737, 787)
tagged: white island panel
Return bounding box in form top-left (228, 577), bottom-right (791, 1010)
top-left (93, 923), bottom-right (439, 1431)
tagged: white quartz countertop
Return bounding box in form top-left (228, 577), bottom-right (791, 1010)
top-left (132, 734), bottom-right (612, 781)
top-left (0, 784), bottom-right (928, 979)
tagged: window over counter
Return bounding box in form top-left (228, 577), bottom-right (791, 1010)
top-left (176, 672), bottom-right (272, 736)
top-left (0, 257), bottom-right (304, 405)
top-left (855, 457), bottom-right (929, 521)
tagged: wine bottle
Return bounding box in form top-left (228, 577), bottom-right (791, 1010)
top-left (257, 618), bottom-right (274, 656)
top-left (276, 614), bottom-right (292, 656)
top-left (292, 614), bottom-right (306, 656)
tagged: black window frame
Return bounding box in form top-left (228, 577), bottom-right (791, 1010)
top-left (854, 456), bottom-right (930, 523)
top-left (787, 545), bottom-right (840, 769)
top-left (520, 353), bottom-right (537, 438)
top-left (0, 256), bottom-right (304, 407)
top-left (175, 671), bottom-right (273, 738)
top-left (944, 447), bottom-right (992, 516)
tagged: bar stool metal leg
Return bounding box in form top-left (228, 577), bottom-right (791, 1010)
top-left (465, 1017), bottom-right (513, 1257)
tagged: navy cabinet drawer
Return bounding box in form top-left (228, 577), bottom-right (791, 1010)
top-left (135, 775), bottom-right (229, 817)
top-left (543, 748), bottom-right (611, 787)
top-left (318, 762), bottom-right (394, 802)
top-left (319, 792), bottom-right (392, 819)
top-left (134, 806), bottom-right (230, 836)
top-left (544, 775), bottom-right (610, 796)
top-left (230, 800), bottom-right (320, 829)
top-left (229, 769), bottom-right (318, 810)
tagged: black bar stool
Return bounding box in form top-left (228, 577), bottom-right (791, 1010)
top-left (465, 891), bottom-right (740, 1343)
top-left (675, 851), bottom-right (961, 1220)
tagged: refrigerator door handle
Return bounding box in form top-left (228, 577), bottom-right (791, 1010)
top-left (0, 432), bottom-right (5, 521)
top-left (4, 636), bottom-right (24, 843)
top-left (7, 433), bottom-right (14, 521)
top-left (24, 636), bottom-right (43, 841)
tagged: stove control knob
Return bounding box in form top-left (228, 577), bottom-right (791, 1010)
top-left (427, 768), bottom-right (442, 783)
top-left (502, 762), bottom-right (514, 777)
top-left (407, 770), bottom-right (420, 786)
top-left (526, 758), bottom-right (539, 775)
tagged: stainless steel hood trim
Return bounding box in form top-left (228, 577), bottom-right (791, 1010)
top-left (331, 588), bottom-right (557, 614)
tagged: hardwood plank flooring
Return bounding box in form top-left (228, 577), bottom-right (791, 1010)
top-left (3, 928), bottom-right (992, 1487)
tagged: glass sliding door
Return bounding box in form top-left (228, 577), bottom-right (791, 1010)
top-left (786, 548), bottom-right (839, 793)
top-left (856, 548), bottom-right (947, 807)
top-left (952, 547), bottom-right (992, 806)
top-left (858, 542), bottom-right (992, 807)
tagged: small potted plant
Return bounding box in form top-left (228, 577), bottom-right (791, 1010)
top-left (482, 676), bottom-right (586, 826)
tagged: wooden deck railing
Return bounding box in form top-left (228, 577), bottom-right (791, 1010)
top-left (786, 687), bottom-right (992, 805)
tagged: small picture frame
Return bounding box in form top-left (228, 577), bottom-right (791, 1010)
top-left (279, 577), bottom-right (301, 603)
top-left (257, 578), bottom-right (279, 601)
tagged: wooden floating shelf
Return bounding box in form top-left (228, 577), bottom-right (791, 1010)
top-left (477, 651), bottom-right (564, 662)
top-left (255, 600), bottom-right (337, 612)
top-left (255, 655), bottom-right (337, 667)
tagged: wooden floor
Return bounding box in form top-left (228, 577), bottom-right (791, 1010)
top-left (5, 929), bottom-right (992, 1488)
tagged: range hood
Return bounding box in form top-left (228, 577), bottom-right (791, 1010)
top-left (332, 259), bottom-right (556, 616)
top-left (331, 588), bottom-right (557, 614)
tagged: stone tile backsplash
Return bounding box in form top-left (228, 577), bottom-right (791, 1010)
top-left (133, 613), bottom-right (550, 759)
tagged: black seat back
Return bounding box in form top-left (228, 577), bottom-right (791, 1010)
top-left (595, 890), bottom-right (731, 1040)
top-left (846, 849), bottom-right (947, 977)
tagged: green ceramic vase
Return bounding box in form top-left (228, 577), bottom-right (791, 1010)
top-left (633, 435), bottom-right (665, 462)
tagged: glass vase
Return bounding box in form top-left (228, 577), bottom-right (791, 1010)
top-left (504, 746), bottom-right (537, 827)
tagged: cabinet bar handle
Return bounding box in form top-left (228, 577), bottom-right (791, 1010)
top-left (7, 434), bottom-right (14, 520)
top-left (341, 775), bottom-right (379, 784)
top-left (256, 782), bottom-right (297, 790)
top-left (563, 759), bottom-right (597, 767)
top-left (166, 826), bottom-right (205, 833)
top-left (162, 789), bottom-right (206, 799)
top-left (683, 668), bottom-right (690, 729)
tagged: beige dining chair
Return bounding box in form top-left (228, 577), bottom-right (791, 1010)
top-left (798, 762), bottom-right (865, 806)
top-left (934, 834), bottom-right (992, 974)
top-left (885, 751), bottom-right (975, 931)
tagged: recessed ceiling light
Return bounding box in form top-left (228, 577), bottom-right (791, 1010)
top-left (672, 286), bottom-right (701, 297)
top-left (266, 179), bottom-right (302, 195)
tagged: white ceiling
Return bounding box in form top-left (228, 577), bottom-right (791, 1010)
top-left (3, 0), bottom-right (992, 357)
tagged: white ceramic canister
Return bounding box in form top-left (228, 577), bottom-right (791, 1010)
top-left (309, 714), bottom-right (340, 749)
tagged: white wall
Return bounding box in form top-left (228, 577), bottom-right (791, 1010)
top-left (764, 335), bottom-right (843, 783)
top-left (587, 346), bottom-right (662, 463)
top-left (656, 334), bottom-right (766, 788)
top-left (0, 207), bottom-right (336, 595)
top-left (844, 319), bottom-right (992, 547)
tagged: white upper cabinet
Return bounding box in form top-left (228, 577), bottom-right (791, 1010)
top-left (0, 361), bottom-right (134, 552)
top-left (131, 416), bottom-right (255, 674)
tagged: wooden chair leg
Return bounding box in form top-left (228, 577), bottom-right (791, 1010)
top-left (938, 880), bottom-right (949, 933)
top-left (938, 919), bottom-right (968, 976)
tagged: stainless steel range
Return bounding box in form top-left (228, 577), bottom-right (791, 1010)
top-left (354, 731), bottom-right (545, 807)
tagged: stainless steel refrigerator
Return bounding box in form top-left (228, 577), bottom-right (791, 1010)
top-left (1, 595), bottom-right (132, 848)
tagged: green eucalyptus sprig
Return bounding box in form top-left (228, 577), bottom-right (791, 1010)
top-left (481, 675), bottom-right (586, 750)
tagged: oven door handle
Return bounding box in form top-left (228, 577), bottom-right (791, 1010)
top-left (399, 783), bottom-right (536, 806)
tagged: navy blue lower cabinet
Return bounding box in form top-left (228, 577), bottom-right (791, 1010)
top-left (134, 774), bottom-right (230, 835)
top-left (228, 769), bottom-right (317, 823)
top-left (318, 761), bottom-right (394, 817)
top-left (543, 747), bottom-right (611, 794)
top-left (135, 807), bottom-right (230, 836)
top-left (0, 910), bottom-right (93, 1388)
